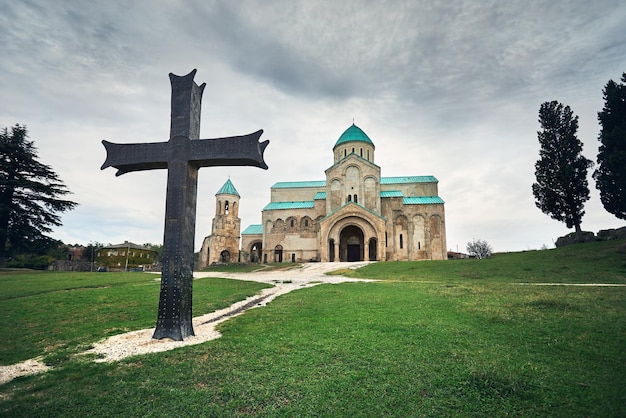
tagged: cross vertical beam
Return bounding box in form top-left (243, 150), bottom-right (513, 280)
top-left (153, 71), bottom-right (205, 340)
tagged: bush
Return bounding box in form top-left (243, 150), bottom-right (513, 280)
top-left (466, 238), bottom-right (493, 259)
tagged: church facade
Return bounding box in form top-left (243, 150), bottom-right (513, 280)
top-left (234, 124), bottom-right (447, 264)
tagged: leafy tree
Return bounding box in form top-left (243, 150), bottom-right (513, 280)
top-left (0, 124), bottom-right (78, 267)
top-left (594, 73), bottom-right (626, 220)
top-left (144, 243), bottom-right (163, 262)
top-left (466, 238), bottom-right (493, 259)
top-left (532, 101), bottom-right (593, 242)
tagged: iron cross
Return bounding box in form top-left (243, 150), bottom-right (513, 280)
top-left (101, 69), bottom-right (269, 340)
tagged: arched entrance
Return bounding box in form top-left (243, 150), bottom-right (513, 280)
top-left (340, 225), bottom-right (364, 262)
top-left (250, 242), bottom-right (262, 263)
top-left (274, 245), bottom-right (283, 263)
top-left (220, 250), bottom-right (230, 263)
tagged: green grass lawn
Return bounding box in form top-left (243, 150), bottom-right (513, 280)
top-left (0, 271), bottom-right (271, 366)
top-left (1, 240), bottom-right (625, 417)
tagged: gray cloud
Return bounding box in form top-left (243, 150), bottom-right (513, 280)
top-left (1, 0), bottom-right (624, 252)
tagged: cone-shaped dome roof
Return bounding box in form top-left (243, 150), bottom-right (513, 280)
top-left (216, 178), bottom-right (239, 197)
top-left (333, 123), bottom-right (374, 150)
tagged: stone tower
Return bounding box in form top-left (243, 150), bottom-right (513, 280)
top-left (199, 179), bottom-right (241, 267)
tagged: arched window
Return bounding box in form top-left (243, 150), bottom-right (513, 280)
top-left (344, 149), bottom-right (347, 157)
top-left (225, 200), bottom-right (230, 214)
top-left (347, 195), bottom-right (352, 202)
top-left (354, 194), bottom-right (358, 203)
top-left (290, 219), bottom-right (295, 227)
top-left (360, 148), bottom-right (363, 157)
top-left (400, 234), bottom-right (404, 249)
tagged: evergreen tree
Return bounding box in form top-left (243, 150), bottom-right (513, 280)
top-left (0, 125), bottom-right (78, 267)
top-left (532, 101), bottom-right (593, 242)
top-left (594, 73), bottom-right (626, 220)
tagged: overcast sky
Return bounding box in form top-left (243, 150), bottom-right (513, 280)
top-left (1, 0), bottom-right (625, 254)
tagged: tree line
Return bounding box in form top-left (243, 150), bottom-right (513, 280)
top-left (532, 72), bottom-right (625, 242)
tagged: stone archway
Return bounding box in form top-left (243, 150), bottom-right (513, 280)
top-left (340, 225), bottom-right (364, 262)
top-left (220, 250), bottom-right (230, 263)
top-left (250, 242), bottom-right (262, 263)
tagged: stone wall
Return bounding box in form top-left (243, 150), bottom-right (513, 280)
top-left (555, 226), bottom-right (626, 247)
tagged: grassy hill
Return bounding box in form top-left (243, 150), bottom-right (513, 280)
top-left (1, 240), bottom-right (625, 417)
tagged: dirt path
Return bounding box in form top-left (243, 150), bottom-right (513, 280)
top-left (1, 262), bottom-right (374, 384)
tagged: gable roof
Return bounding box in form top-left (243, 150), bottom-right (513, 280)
top-left (380, 190), bottom-right (404, 198)
top-left (263, 201), bottom-right (316, 210)
top-left (403, 196), bottom-right (445, 205)
top-left (242, 224), bottom-right (263, 235)
top-left (381, 176), bottom-right (438, 184)
top-left (271, 180), bottom-right (326, 189)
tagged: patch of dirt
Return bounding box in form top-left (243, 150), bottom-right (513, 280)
top-left (1, 262), bottom-right (376, 384)
top-left (0, 358), bottom-right (51, 385)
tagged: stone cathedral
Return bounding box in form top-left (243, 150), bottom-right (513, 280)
top-left (200, 124), bottom-right (446, 267)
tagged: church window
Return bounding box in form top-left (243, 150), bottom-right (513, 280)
top-left (367, 150), bottom-right (370, 160)
top-left (352, 147), bottom-right (355, 153)
top-left (360, 148), bottom-right (363, 157)
top-left (418, 241), bottom-right (421, 250)
top-left (354, 194), bottom-right (358, 203)
top-left (305, 219), bottom-right (309, 227)
top-left (225, 200), bottom-right (230, 214)
top-left (290, 219), bottom-right (295, 227)
top-left (347, 195), bottom-right (352, 202)
top-left (344, 149), bottom-right (347, 157)
top-left (385, 232), bottom-right (388, 247)
top-left (400, 234), bottom-right (404, 249)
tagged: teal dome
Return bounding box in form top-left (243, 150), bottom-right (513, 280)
top-left (216, 178), bottom-right (240, 197)
top-left (333, 124), bottom-right (375, 150)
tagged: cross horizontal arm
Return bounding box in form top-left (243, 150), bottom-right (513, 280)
top-left (190, 130), bottom-right (269, 170)
top-left (101, 140), bottom-right (168, 176)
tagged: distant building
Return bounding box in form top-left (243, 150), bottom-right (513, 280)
top-left (96, 241), bottom-right (158, 271)
top-left (199, 124), bottom-right (447, 265)
top-left (199, 179), bottom-right (242, 267)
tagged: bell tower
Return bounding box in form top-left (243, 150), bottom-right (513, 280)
top-left (199, 179), bottom-right (241, 267)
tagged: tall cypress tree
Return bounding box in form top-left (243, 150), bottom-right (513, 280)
top-left (0, 124), bottom-right (77, 267)
top-left (532, 101), bottom-right (593, 242)
top-left (594, 73), bottom-right (626, 220)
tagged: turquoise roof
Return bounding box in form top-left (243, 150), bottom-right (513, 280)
top-left (242, 224), bottom-right (263, 235)
top-left (333, 124), bottom-right (375, 150)
top-left (271, 180), bottom-right (326, 189)
top-left (263, 201), bottom-right (315, 210)
top-left (403, 196), bottom-right (445, 205)
top-left (314, 191), bottom-right (327, 200)
top-left (216, 178), bottom-right (240, 196)
top-left (380, 190), bottom-right (404, 198)
top-left (381, 176), bottom-right (438, 184)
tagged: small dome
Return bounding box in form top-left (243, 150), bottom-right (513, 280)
top-left (333, 124), bottom-right (375, 150)
top-left (216, 178), bottom-right (240, 197)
